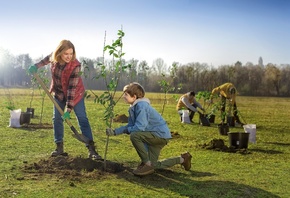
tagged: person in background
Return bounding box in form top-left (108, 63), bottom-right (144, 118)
top-left (176, 91), bottom-right (205, 123)
top-left (28, 40), bottom-right (101, 160)
top-left (106, 82), bottom-right (192, 176)
top-left (209, 82), bottom-right (244, 126)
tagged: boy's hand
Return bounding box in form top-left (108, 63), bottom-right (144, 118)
top-left (106, 128), bottom-right (115, 136)
top-left (62, 111), bottom-right (70, 121)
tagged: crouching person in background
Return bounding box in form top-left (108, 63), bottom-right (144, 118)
top-left (106, 82), bottom-right (192, 176)
top-left (176, 91), bottom-right (205, 123)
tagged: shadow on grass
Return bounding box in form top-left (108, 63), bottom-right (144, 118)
top-left (266, 142), bottom-right (290, 146)
top-left (253, 140), bottom-right (290, 154)
top-left (15, 123), bottom-right (53, 131)
top-left (117, 168), bottom-right (280, 197)
top-left (249, 148), bottom-right (283, 154)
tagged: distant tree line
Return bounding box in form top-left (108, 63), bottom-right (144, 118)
top-left (1, 48), bottom-right (289, 97)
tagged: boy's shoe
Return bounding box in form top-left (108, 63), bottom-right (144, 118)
top-left (133, 164), bottom-right (154, 176)
top-left (137, 162), bottom-right (145, 169)
top-left (181, 152), bottom-right (192, 171)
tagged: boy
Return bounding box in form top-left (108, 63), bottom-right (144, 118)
top-left (106, 82), bottom-right (192, 176)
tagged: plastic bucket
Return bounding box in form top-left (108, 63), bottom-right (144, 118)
top-left (199, 114), bottom-right (210, 126)
top-left (20, 112), bottom-right (32, 125)
top-left (26, 107), bottom-right (35, 118)
top-left (208, 114), bottom-right (215, 123)
top-left (228, 132), bottom-right (249, 149)
top-left (243, 124), bottom-right (256, 143)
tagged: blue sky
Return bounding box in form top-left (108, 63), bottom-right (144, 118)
top-left (0, 0), bottom-right (289, 67)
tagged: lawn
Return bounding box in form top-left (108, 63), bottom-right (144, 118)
top-left (0, 88), bottom-right (289, 198)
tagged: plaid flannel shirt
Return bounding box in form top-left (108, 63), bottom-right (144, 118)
top-left (35, 55), bottom-right (80, 110)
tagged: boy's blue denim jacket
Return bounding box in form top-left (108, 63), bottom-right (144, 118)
top-left (114, 98), bottom-right (172, 139)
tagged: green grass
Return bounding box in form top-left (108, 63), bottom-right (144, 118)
top-left (0, 88), bottom-right (289, 198)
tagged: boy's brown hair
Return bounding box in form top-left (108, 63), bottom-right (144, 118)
top-left (123, 82), bottom-right (145, 99)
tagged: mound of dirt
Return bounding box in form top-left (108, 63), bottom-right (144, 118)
top-left (113, 114), bottom-right (128, 123)
top-left (23, 156), bottom-right (126, 179)
top-left (198, 139), bottom-right (250, 154)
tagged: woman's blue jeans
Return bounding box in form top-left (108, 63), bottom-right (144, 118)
top-left (53, 97), bottom-right (93, 143)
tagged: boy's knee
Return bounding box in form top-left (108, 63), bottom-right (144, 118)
top-left (130, 132), bottom-right (137, 140)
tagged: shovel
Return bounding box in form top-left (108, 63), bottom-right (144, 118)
top-left (32, 73), bottom-right (90, 144)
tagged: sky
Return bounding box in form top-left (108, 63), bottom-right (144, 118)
top-left (0, 0), bottom-right (289, 67)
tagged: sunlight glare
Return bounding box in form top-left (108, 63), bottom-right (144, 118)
top-left (0, 49), bottom-right (4, 66)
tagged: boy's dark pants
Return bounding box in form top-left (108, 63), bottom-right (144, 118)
top-left (130, 132), bottom-right (180, 169)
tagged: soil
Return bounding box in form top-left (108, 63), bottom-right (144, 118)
top-left (113, 114), bottom-right (128, 123)
top-left (23, 155), bottom-right (129, 180)
top-left (21, 115), bottom-right (181, 180)
top-left (21, 138), bottom-right (249, 182)
top-left (198, 138), bottom-right (251, 154)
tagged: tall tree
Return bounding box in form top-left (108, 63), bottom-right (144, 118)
top-left (137, 60), bottom-right (149, 88)
top-left (258, 57), bottom-right (264, 68)
top-left (265, 64), bottom-right (281, 96)
top-left (153, 58), bottom-right (166, 75)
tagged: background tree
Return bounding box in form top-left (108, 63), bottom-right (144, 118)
top-left (265, 63), bottom-right (281, 96)
top-left (137, 60), bottom-right (149, 87)
top-left (153, 58), bottom-right (166, 76)
top-left (1, 47), bottom-right (290, 97)
top-left (258, 56), bottom-right (264, 68)
top-left (280, 65), bottom-right (290, 95)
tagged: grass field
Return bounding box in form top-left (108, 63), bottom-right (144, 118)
top-left (0, 88), bottom-right (289, 198)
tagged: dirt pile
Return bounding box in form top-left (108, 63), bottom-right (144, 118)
top-left (23, 155), bottom-right (126, 179)
top-left (113, 114), bottom-right (128, 123)
top-left (198, 138), bottom-right (250, 154)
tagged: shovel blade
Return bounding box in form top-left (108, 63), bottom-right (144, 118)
top-left (70, 126), bottom-right (90, 144)
top-left (71, 133), bottom-right (90, 144)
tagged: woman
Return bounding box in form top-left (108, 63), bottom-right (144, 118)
top-left (28, 40), bottom-right (101, 160)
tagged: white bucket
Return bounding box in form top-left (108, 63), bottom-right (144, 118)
top-left (9, 109), bottom-right (22, 128)
top-left (182, 110), bottom-right (191, 124)
top-left (243, 124), bottom-right (256, 143)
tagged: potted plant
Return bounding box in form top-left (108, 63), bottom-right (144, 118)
top-left (208, 99), bottom-right (229, 136)
top-left (20, 111), bottom-right (32, 125)
top-left (26, 79), bottom-right (36, 118)
top-left (5, 98), bottom-right (16, 111)
top-left (195, 91), bottom-right (215, 124)
top-left (228, 131), bottom-right (250, 149)
top-left (226, 102), bottom-right (235, 127)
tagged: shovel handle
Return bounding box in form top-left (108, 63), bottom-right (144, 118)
top-left (33, 73), bottom-right (73, 128)
top-left (33, 73), bottom-right (72, 126)
top-left (33, 73), bottom-right (65, 116)
top-left (32, 73), bottom-right (89, 143)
